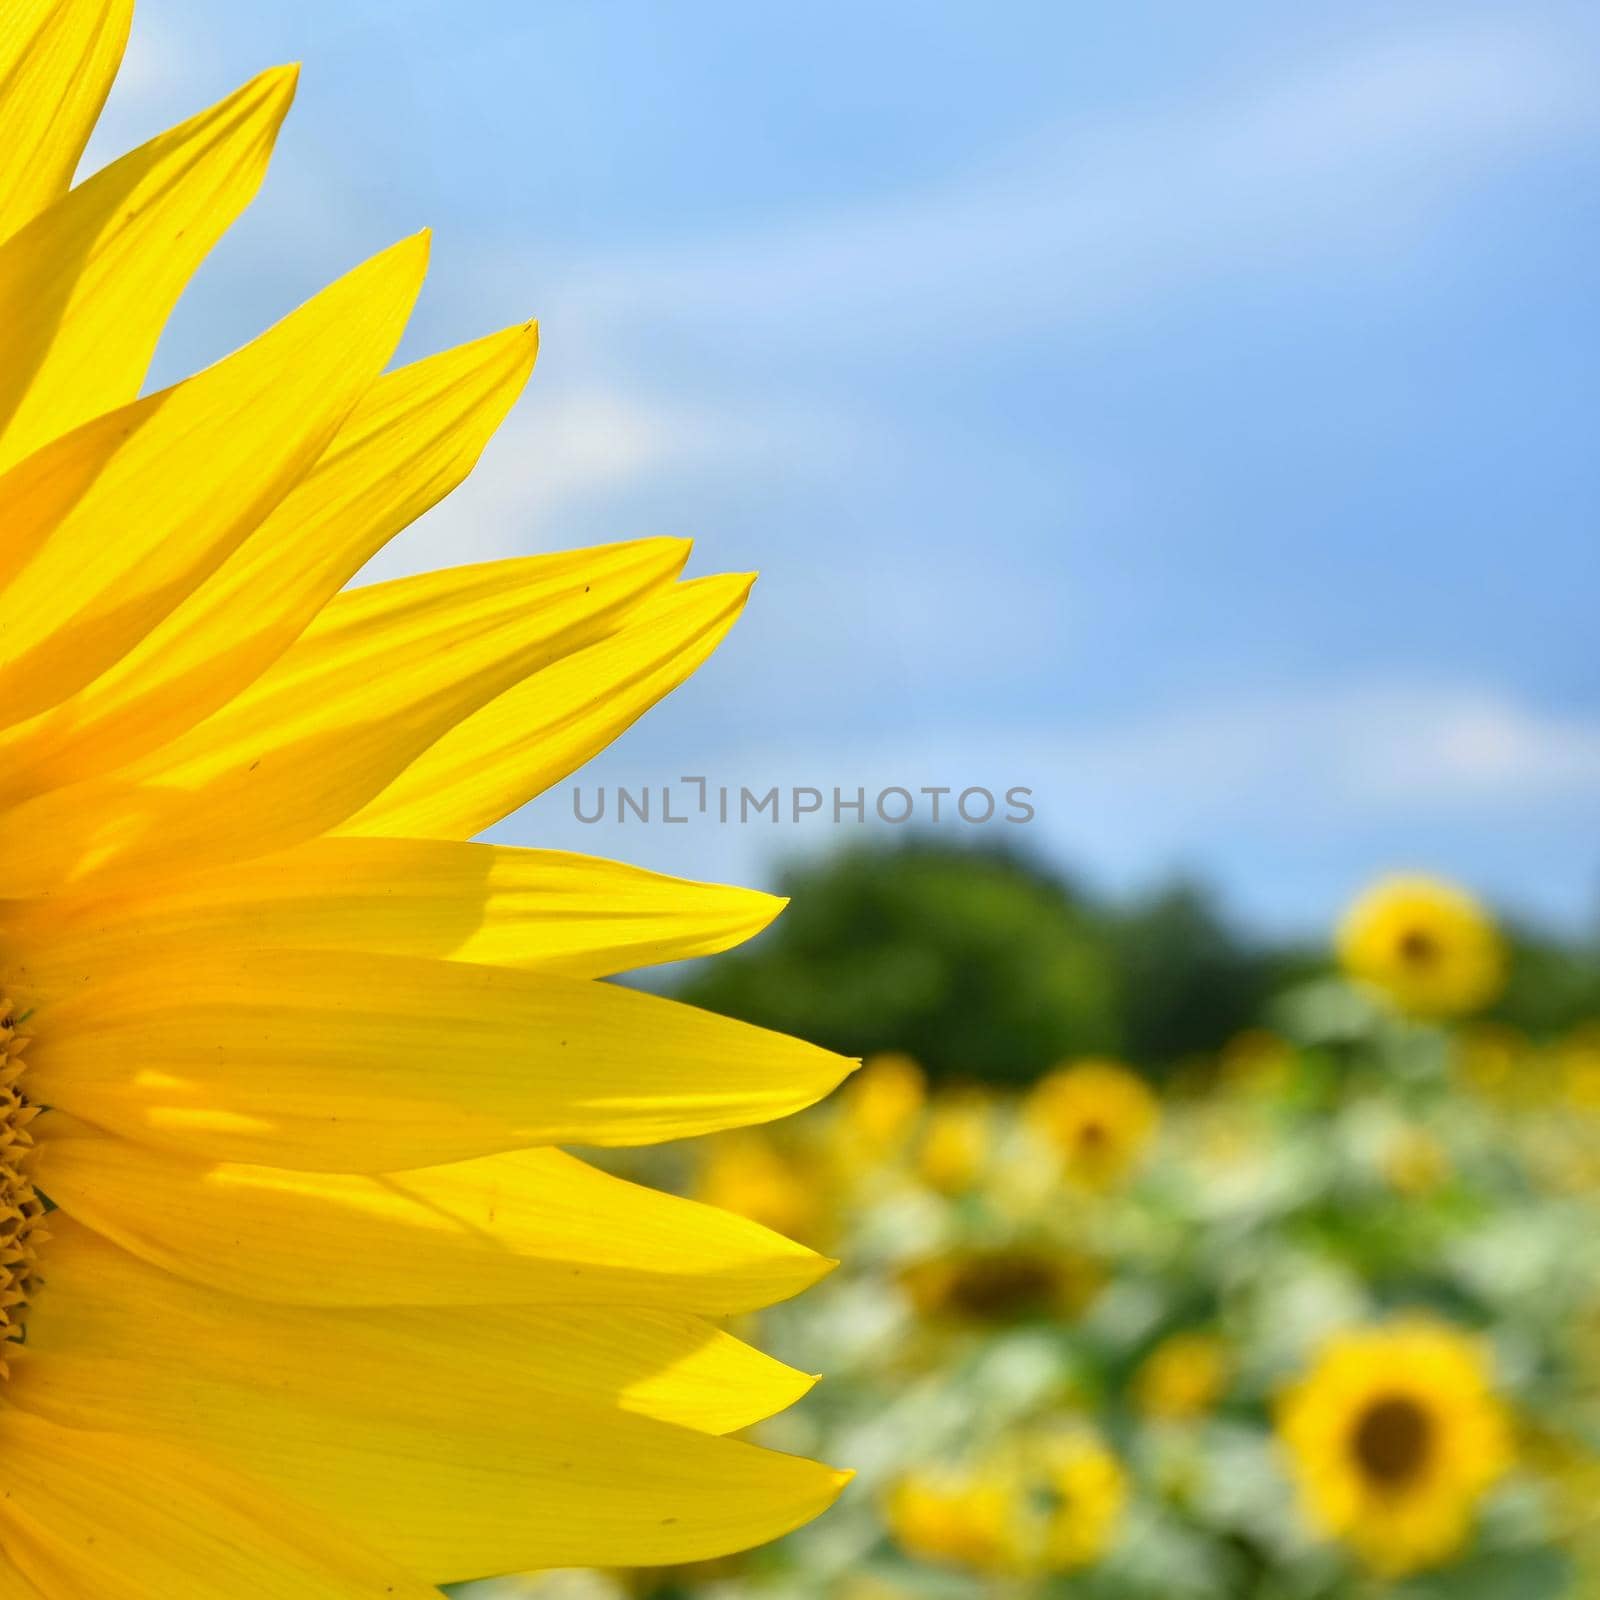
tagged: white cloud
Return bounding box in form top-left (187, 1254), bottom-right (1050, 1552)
top-left (363, 382), bottom-right (862, 580)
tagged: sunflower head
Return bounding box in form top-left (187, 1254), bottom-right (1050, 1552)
top-left (885, 1468), bottom-right (1020, 1574)
top-left (1337, 875), bottom-right (1505, 1020)
top-left (840, 1050), bottom-right (927, 1151)
top-left (900, 1241), bottom-right (1103, 1326)
top-left (1024, 1058), bottom-right (1159, 1189)
top-left (1556, 1023), bottom-right (1600, 1111)
top-left (1381, 1125), bottom-right (1452, 1198)
top-left (1217, 1027), bottom-right (1296, 1097)
top-left (693, 1129), bottom-right (825, 1246)
top-left (915, 1090), bottom-right (993, 1195)
top-left (1277, 1320), bottom-right (1513, 1576)
top-left (1033, 1431), bottom-right (1129, 1574)
top-left (1134, 1330), bottom-right (1230, 1422)
top-left (886, 1431), bottom-right (1126, 1579)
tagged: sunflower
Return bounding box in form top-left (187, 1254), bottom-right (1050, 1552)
top-left (887, 1431), bottom-right (1125, 1578)
top-left (839, 1050), bottom-right (926, 1152)
top-left (693, 1129), bottom-right (824, 1247)
top-left (899, 1241), bottom-right (1103, 1326)
top-left (1134, 1330), bottom-right (1230, 1422)
top-left (0, 3), bottom-right (855, 1592)
top-left (915, 1090), bottom-right (992, 1195)
top-left (1277, 1321), bottom-right (1513, 1576)
top-left (884, 1469), bottom-right (1017, 1574)
top-left (1337, 875), bottom-right (1505, 1019)
top-left (1023, 1058), bottom-right (1158, 1189)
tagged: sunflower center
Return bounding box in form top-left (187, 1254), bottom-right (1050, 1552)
top-left (944, 1252), bottom-right (1063, 1321)
top-left (1351, 1395), bottom-right (1433, 1486)
top-left (1396, 927), bottom-right (1439, 968)
top-left (1077, 1119), bottom-right (1109, 1149)
top-left (0, 1002), bottom-right (45, 1372)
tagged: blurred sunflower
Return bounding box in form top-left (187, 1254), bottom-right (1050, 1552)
top-left (694, 1130), bottom-right (825, 1246)
top-left (1134, 1330), bottom-right (1230, 1422)
top-left (840, 1051), bottom-right (926, 1152)
top-left (1033, 1431), bottom-right (1128, 1573)
top-left (1277, 1321), bottom-right (1512, 1577)
top-left (0, 3), bottom-right (852, 1592)
top-left (1023, 1058), bottom-right (1158, 1189)
top-left (900, 1242), bottom-right (1103, 1326)
top-left (1337, 875), bottom-right (1505, 1019)
top-left (1381, 1125), bottom-right (1451, 1198)
top-left (887, 1432), bottom-right (1125, 1579)
top-left (885, 1469), bottom-right (1017, 1574)
top-left (916, 1090), bottom-right (992, 1195)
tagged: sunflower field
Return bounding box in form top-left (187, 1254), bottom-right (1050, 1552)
top-left (466, 868), bottom-right (1600, 1600)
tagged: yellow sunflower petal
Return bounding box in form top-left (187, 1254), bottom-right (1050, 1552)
top-left (0, 232), bottom-right (427, 731)
top-left (1, 322), bottom-right (539, 800)
top-left (10, 1366), bottom-right (845, 1582)
top-left (348, 570), bottom-right (751, 839)
top-left (0, 1559), bottom-right (47, 1599)
top-left (32, 1127), bottom-right (833, 1313)
top-left (0, 0), bottom-right (131, 245)
top-left (0, 66), bottom-right (296, 471)
top-left (0, 1405), bottom-right (442, 1599)
top-left (17, 1216), bottom-right (815, 1437)
top-left (19, 838), bottom-right (782, 981)
top-left (0, 541), bottom-right (682, 896)
top-left (26, 947), bottom-right (854, 1169)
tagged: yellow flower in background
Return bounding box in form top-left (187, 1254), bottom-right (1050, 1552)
top-left (887, 1432), bottom-right (1125, 1579)
top-left (1278, 1321), bottom-right (1513, 1577)
top-left (901, 1242), bottom-right (1103, 1326)
top-left (0, 3), bottom-right (854, 1591)
top-left (841, 1050), bottom-right (927, 1150)
top-left (1135, 1331), bottom-right (1231, 1422)
top-left (1381, 1126), bottom-right (1452, 1198)
top-left (916, 1091), bottom-right (992, 1195)
top-left (694, 1130), bottom-right (825, 1246)
top-left (885, 1469), bottom-right (1018, 1574)
top-left (1453, 1021), bottom-right (1530, 1098)
top-left (1024, 1058), bottom-right (1159, 1189)
top-left (1218, 1027), bottom-right (1296, 1097)
top-left (1338, 875), bottom-right (1506, 1019)
top-left (1556, 1022), bottom-right (1600, 1111)
top-left (1034, 1431), bottom-right (1129, 1573)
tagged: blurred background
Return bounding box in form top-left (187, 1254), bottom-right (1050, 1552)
top-left (103, 2), bottom-right (1598, 1595)
top-left (101, 0), bottom-right (1599, 936)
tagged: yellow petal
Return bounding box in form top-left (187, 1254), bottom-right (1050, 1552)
top-left (0, 233), bottom-right (428, 732)
top-left (0, 0), bottom-right (131, 245)
top-left (0, 541), bottom-right (681, 897)
top-left (348, 570), bottom-right (751, 838)
top-left (33, 1127), bottom-right (832, 1313)
top-left (26, 948), bottom-right (855, 1169)
top-left (0, 67), bottom-right (297, 471)
top-left (0, 1406), bottom-right (442, 1599)
top-left (0, 1559), bottom-right (47, 1599)
top-left (19, 837), bottom-right (782, 981)
top-left (7, 1352), bottom-right (844, 1582)
top-left (1, 322), bottom-right (538, 799)
top-left (17, 1216), bottom-right (814, 1436)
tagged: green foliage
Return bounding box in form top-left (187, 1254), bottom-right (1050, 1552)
top-left (679, 840), bottom-right (1120, 1083)
top-left (678, 841), bottom-right (1600, 1084)
top-left (677, 842), bottom-right (1274, 1082)
top-left (1493, 925), bottom-right (1600, 1036)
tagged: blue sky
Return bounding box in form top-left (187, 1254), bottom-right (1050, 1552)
top-left (100, 0), bottom-right (1600, 935)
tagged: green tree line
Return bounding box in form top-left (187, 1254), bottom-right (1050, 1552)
top-left (675, 841), bottom-right (1600, 1083)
